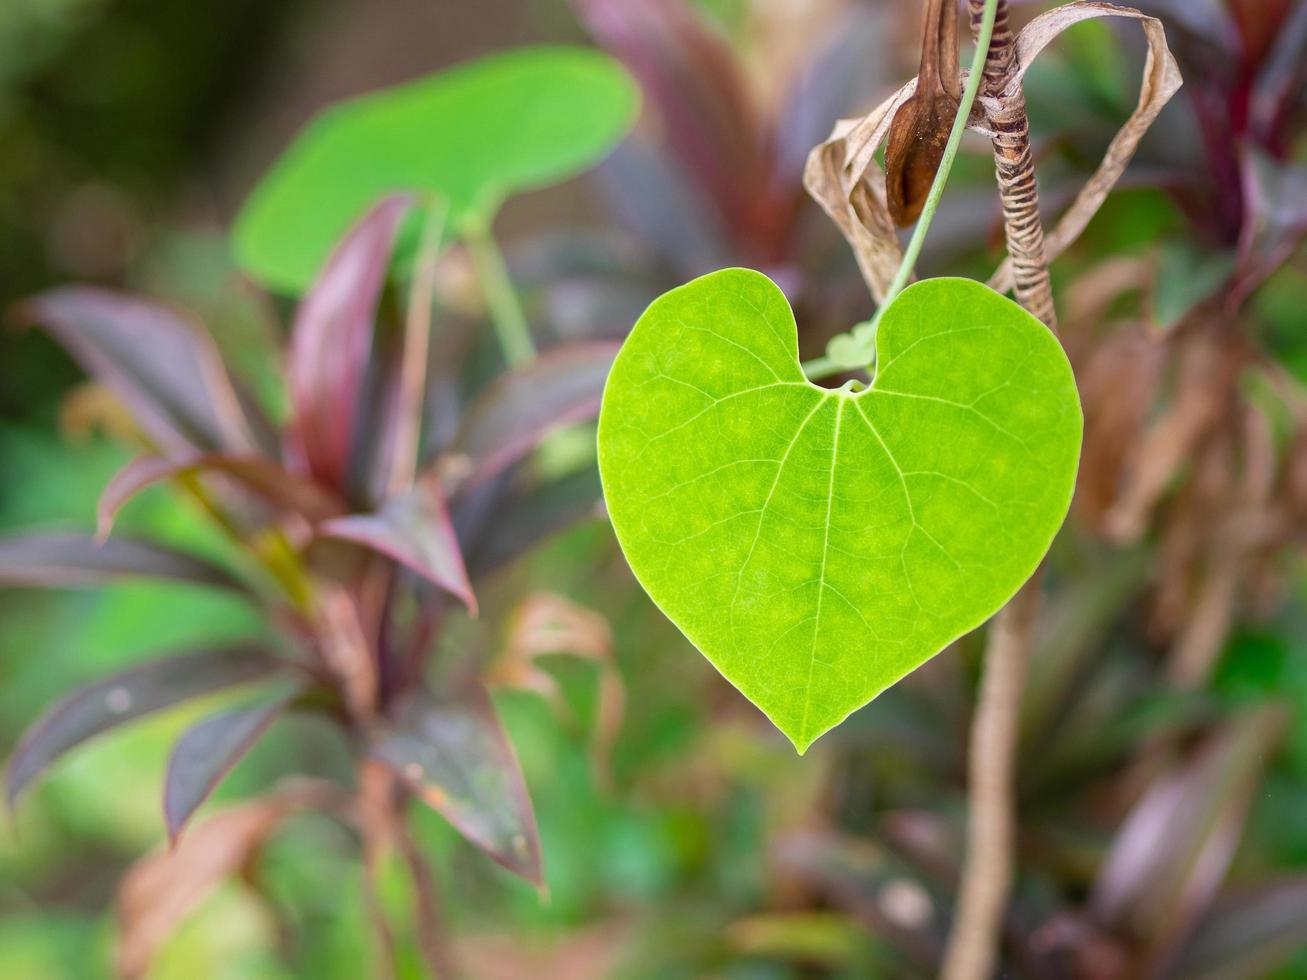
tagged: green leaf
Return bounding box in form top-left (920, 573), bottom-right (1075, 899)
top-left (597, 269), bottom-right (1081, 752)
top-left (233, 46), bottom-right (639, 293)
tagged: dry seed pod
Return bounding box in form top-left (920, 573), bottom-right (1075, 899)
top-left (885, 0), bottom-right (962, 227)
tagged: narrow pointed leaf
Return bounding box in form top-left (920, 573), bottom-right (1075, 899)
top-left (116, 780), bottom-right (340, 980)
top-left (162, 684), bottom-right (303, 842)
top-left (461, 468), bottom-right (603, 578)
top-left (573, 0), bottom-right (759, 233)
top-left (5, 646), bottom-right (282, 807)
top-left (320, 479), bottom-right (475, 612)
top-left (370, 685), bottom-right (541, 883)
top-left (449, 341), bottom-right (618, 493)
top-left (234, 47), bottom-right (638, 293)
top-left (286, 195), bottom-right (412, 491)
top-left (15, 287), bottom-right (268, 456)
top-left (597, 270), bottom-right (1081, 751)
top-left (0, 532), bottom-right (250, 594)
top-left (1165, 876), bottom-right (1307, 980)
top-left (97, 452), bottom-right (344, 538)
top-left (1091, 705), bottom-right (1286, 947)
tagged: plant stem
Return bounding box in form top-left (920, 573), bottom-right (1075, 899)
top-left (465, 220), bottom-right (536, 368)
top-left (941, 578), bottom-right (1039, 980)
top-left (942, 2), bottom-right (1058, 976)
top-left (389, 197), bottom-right (448, 496)
top-left (873, 0), bottom-right (999, 332)
top-left (799, 354), bottom-right (839, 378)
top-left (803, 0), bottom-right (998, 384)
top-left (967, 0), bottom-right (1056, 329)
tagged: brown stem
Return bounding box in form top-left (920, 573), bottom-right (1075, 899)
top-left (968, 0), bottom-right (1057, 330)
top-left (941, 579), bottom-right (1039, 980)
top-left (942, 4), bottom-right (1058, 978)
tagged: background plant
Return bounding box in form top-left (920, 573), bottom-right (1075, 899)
top-left (1, 1), bottom-right (1306, 978)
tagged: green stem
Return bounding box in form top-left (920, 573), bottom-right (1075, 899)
top-left (389, 196), bottom-right (448, 495)
top-left (875, 0), bottom-right (998, 325)
top-left (799, 354), bottom-right (839, 378)
top-left (803, 0), bottom-right (999, 381)
top-left (465, 220), bottom-right (536, 368)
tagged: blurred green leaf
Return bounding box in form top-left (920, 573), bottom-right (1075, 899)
top-left (1153, 241), bottom-right (1235, 330)
top-left (233, 47), bottom-right (639, 293)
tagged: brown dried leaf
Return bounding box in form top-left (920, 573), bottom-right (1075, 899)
top-left (885, 0), bottom-right (962, 227)
top-left (803, 1), bottom-right (1182, 303)
top-left (492, 593), bottom-right (623, 783)
top-left (1075, 325), bottom-right (1166, 525)
top-left (115, 779), bottom-right (342, 979)
top-left (988, 3), bottom-right (1184, 293)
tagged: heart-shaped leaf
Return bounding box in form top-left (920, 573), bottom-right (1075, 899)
top-left (233, 47), bottom-right (639, 293)
top-left (597, 269), bottom-right (1081, 751)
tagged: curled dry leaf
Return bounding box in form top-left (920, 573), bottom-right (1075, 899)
top-left (116, 779), bottom-right (344, 980)
top-left (492, 592), bottom-right (623, 782)
top-left (885, 0), bottom-right (961, 227)
top-left (803, 1), bottom-right (1182, 303)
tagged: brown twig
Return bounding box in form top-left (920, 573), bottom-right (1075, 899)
top-left (969, 0), bottom-right (1057, 329)
top-left (941, 3), bottom-right (1055, 978)
top-left (942, 578), bottom-right (1040, 980)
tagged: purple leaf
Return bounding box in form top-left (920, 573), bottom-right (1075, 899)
top-left (287, 195), bottom-right (413, 491)
top-left (97, 453), bottom-right (344, 538)
top-left (1090, 705), bottom-right (1286, 951)
top-left (773, 7), bottom-right (887, 182)
top-left (370, 684), bottom-right (542, 884)
top-left (460, 468), bottom-right (603, 578)
top-left (572, 0), bottom-right (762, 235)
top-left (594, 140), bottom-right (735, 274)
top-left (1250, 0), bottom-right (1307, 142)
top-left (1165, 876), bottom-right (1307, 979)
top-left (0, 532), bottom-right (251, 595)
top-left (14, 287), bottom-right (271, 457)
top-left (448, 342), bottom-right (618, 495)
top-left (1234, 147), bottom-right (1307, 301)
top-left (163, 684), bottom-right (302, 842)
top-left (320, 478), bottom-right (475, 613)
top-left (5, 646), bottom-right (283, 807)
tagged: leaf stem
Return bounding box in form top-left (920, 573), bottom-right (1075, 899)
top-left (389, 196), bottom-right (448, 495)
top-left (465, 220), bottom-right (536, 368)
top-left (803, 0), bottom-right (999, 383)
top-left (799, 354), bottom-right (839, 378)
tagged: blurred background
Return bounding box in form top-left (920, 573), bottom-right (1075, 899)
top-left (2, 0), bottom-right (1307, 977)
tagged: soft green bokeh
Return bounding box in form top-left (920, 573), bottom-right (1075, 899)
top-left (233, 46), bottom-right (639, 294)
top-left (598, 270), bottom-right (1082, 751)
